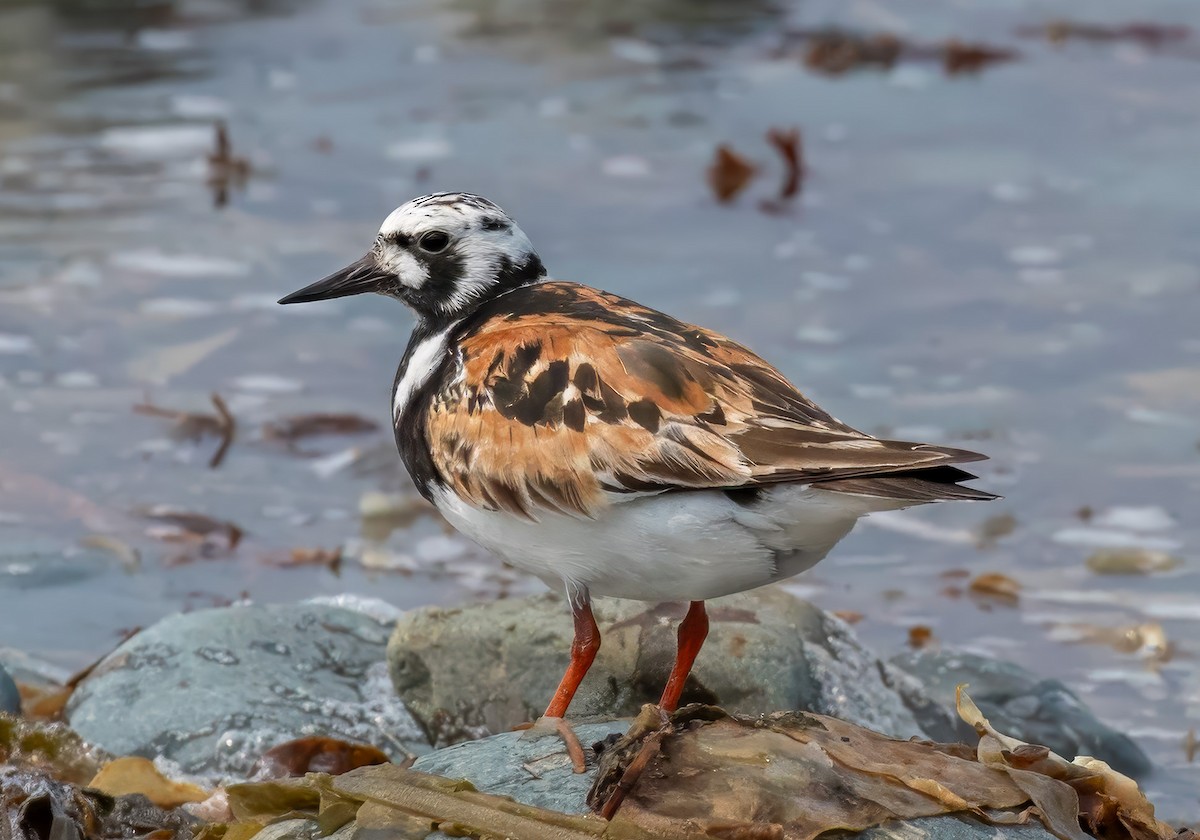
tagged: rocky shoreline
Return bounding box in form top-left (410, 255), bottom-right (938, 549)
top-left (1, 588), bottom-right (1179, 839)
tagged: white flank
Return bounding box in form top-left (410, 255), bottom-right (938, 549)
top-left (393, 324), bottom-right (457, 423)
top-left (430, 483), bottom-right (892, 602)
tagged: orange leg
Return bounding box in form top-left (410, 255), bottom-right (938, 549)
top-left (658, 600), bottom-right (709, 713)
top-left (543, 598), bottom-right (601, 719)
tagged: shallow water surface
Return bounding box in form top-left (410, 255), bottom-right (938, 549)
top-left (0, 0), bottom-right (1198, 820)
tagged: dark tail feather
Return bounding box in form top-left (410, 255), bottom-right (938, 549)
top-left (814, 465), bottom-right (1000, 503)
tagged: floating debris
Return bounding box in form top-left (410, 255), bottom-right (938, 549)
top-left (207, 120), bottom-right (251, 208)
top-left (1086, 548), bottom-right (1181, 575)
top-left (264, 546), bottom-right (343, 574)
top-left (360, 492), bottom-right (439, 542)
top-left (759, 126), bottom-right (804, 212)
top-left (706, 144), bottom-right (757, 203)
top-left (263, 413), bottom-right (379, 444)
top-left (975, 513), bottom-right (1017, 549)
top-left (80, 535), bottom-right (141, 573)
top-left (1017, 21), bottom-right (1191, 48)
top-left (1049, 620), bottom-right (1172, 663)
top-left (784, 29), bottom-right (1018, 77)
top-left (968, 572), bottom-right (1021, 604)
top-left (134, 393), bottom-right (236, 469)
top-left (800, 30), bottom-right (903, 75)
top-left (252, 736), bottom-right (390, 780)
top-left (907, 625), bottom-right (934, 649)
top-left (942, 40), bottom-right (1019, 74)
top-left (140, 506), bottom-right (243, 555)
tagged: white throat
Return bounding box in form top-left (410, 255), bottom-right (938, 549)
top-left (392, 322), bottom-right (459, 424)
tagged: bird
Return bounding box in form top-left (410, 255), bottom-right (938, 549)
top-left (279, 191), bottom-right (996, 722)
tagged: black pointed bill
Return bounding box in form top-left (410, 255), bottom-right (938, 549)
top-left (278, 253), bottom-right (392, 305)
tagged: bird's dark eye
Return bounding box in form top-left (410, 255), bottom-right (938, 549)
top-left (419, 231), bottom-right (451, 253)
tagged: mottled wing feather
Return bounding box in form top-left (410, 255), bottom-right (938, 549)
top-left (426, 283), bottom-right (986, 518)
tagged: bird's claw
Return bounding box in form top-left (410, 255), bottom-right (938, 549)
top-left (517, 715), bottom-right (587, 773)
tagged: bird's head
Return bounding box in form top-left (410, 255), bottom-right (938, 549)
top-left (279, 192), bottom-right (545, 320)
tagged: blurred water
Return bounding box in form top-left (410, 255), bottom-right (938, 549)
top-left (0, 0), bottom-right (1198, 820)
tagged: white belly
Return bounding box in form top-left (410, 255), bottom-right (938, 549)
top-left (431, 484), bottom-right (909, 602)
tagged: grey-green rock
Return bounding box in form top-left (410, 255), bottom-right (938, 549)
top-left (388, 587), bottom-right (957, 746)
top-left (411, 720), bottom-right (628, 814)
top-left (0, 664), bottom-right (18, 715)
top-left (66, 602), bottom-right (430, 780)
top-left (892, 649), bottom-right (1152, 777)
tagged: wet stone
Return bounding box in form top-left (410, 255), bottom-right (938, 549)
top-left (388, 588), bottom-right (958, 747)
top-left (892, 649), bottom-right (1152, 777)
top-left (65, 602), bottom-right (430, 782)
top-left (0, 663), bottom-right (18, 715)
top-left (411, 720), bottom-right (629, 815)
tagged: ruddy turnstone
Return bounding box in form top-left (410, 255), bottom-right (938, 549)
top-left (280, 192), bottom-right (995, 720)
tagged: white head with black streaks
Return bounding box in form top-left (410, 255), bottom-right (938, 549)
top-left (279, 192), bottom-right (546, 321)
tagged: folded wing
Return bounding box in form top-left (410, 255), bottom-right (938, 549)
top-left (426, 283), bottom-right (991, 518)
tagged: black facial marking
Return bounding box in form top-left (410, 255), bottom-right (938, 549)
top-left (489, 253), bottom-right (546, 300)
top-left (480, 216), bottom-right (509, 232)
top-left (628, 399), bottom-right (662, 432)
top-left (399, 248), bottom-right (465, 320)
